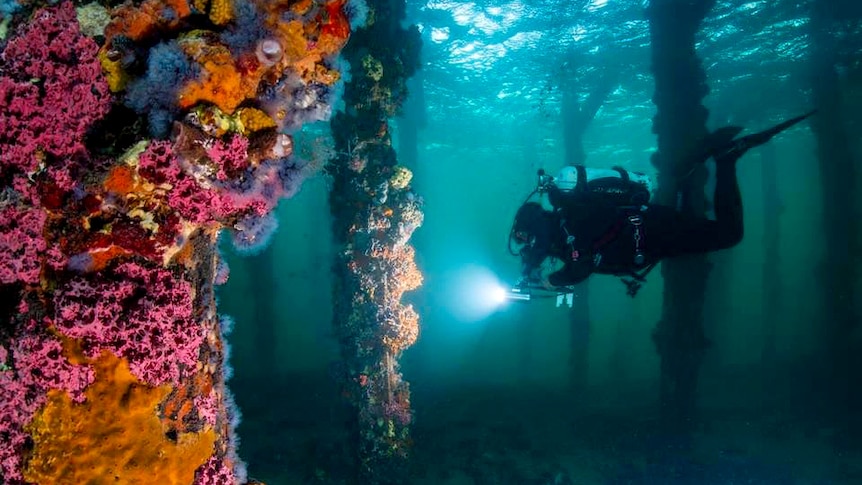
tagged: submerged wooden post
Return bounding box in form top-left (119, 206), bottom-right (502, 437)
top-left (759, 142), bottom-right (781, 370)
top-left (326, 0), bottom-right (424, 481)
top-left (0, 1), bottom-right (351, 482)
top-left (646, 0), bottom-right (716, 437)
top-left (807, 0), bottom-right (860, 439)
top-left (560, 62), bottom-right (617, 395)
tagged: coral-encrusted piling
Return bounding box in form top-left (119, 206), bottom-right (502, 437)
top-left (326, 0), bottom-right (423, 481)
top-left (0, 0), bottom-right (351, 483)
top-left (646, 0), bottom-right (716, 437)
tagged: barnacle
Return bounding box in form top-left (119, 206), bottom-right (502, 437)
top-left (255, 39), bottom-right (284, 67)
top-left (248, 130), bottom-right (293, 164)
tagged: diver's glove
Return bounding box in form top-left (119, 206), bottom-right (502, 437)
top-left (514, 271), bottom-right (554, 292)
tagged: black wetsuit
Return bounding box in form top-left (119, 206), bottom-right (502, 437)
top-left (516, 110), bottom-right (814, 289)
top-left (539, 156), bottom-right (743, 287)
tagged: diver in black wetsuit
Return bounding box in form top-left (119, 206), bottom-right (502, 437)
top-left (510, 111), bottom-right (816, 296)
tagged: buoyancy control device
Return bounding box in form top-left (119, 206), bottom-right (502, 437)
top-left (506, 165), bottom-right (657, 301)
top-left (540, 165), bottom-right (654, 209)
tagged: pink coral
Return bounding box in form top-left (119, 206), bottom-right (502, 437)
top-left (214, 257), bottom-right (230, 286)
top-left (0, 1), bottom-right (111, 178)
top-left (168, 177), bottom-right (232, 224)
top-left (138, 140), bottom-right (182, 185)
top-left (13, 333), bottom-right (95, 403)
top-left (52, 262), bottom-right (204, 386)
top-left (0, 206), bottom-right (47, 284)
top-left (383, 398), bottom-right (413, 427)
top-left (0, 328), bottom-right (95, 483)
top-left (46, 166), bottom-right (78, 192)
top-left (193, 392), bottom-right (219, 427)
top-left (0, 362), bottom-right (34, 483)
top-left (138, 140), bottom-right (281, 225)
top-left (207, 135), bottom-right (251, 181)
top-left (194, 455), bottom-right (239, 485)
top-left (193, 387), bottom-right (247, 484)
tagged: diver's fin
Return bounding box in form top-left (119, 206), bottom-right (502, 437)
top-left (708, 126), bottom-right (745, 149)
top-left (689, 126), bottom-right (744, 165)
top-left (677, 110), bottom-right (816, 178)
top-left (738, 109), bottom-right (817, 149)
top-left (708, 110), bottom-right (817, 162)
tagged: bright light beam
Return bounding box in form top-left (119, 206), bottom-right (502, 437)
top-left (444, 265), bottom-right (511, 322)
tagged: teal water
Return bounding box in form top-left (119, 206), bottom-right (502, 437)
top-left (219, 0), bottom-right (862, 483)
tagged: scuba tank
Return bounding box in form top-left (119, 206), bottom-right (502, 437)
top-left (509, 164), bottom-right (654, 258)
top-left (543, 165), bottom-right (654, 209)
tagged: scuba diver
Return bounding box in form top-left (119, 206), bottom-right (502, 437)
top-left (508, 110), bottom-right (816, 298)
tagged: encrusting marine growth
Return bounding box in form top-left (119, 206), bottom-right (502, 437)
top-left (0, 0), bottom-right (360, 482)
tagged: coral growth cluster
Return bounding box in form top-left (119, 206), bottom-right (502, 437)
top-left (325, 0), bottom-right (423, 480)
top-left (338, 148), bottom-right (424, 471)
top-left (0, 0), bottom-right (355, 483)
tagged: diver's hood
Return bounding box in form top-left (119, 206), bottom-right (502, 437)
top-left (513, 202), bottom-right (548, 236)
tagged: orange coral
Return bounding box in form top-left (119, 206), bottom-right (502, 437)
top-left (104, 165), bottom-right (137, 196)
top-left (98, 47), bottom-right (130, 93)
top-left (271, 20), bottom-right (309, 64)
top-left (261, 0), bottom-right (350, 85)
top-left (238, 107), bottom-right (277, 134)
top-left (86, 245), bottom-right (134, 272)
top-left (315, 0), bottom-right (352, 57)
top-left (208, 0), bottom-right (234, 25)
top-left (390, 245), bottom-right (422, 299)
top-left (290, 0), bottom-right (313, 15)
top-left (188, 0), bottom-right (235, 25)
top-left (321, 0), bottom-right (350, 40)
top-left (383, 304), bottom-right (419, 353)
top-left (105, 0), bottom-right (193, 45)
top-left (177, 34), bottom-right (263, 113)
top-left (23, 351), bottom-right (216, 484)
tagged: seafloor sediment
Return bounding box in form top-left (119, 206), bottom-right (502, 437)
top-left (232, 369), bottom-right (862, 485)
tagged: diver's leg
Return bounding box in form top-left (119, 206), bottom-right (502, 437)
top-left (646, 160), bottom-right (743, 257)
top-left (699, 111), bottom-right (817, 247)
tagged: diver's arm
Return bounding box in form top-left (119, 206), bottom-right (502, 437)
top-left (547, 260), bottom-right (592, 287)
top-left (520, 251), bottom-right (546, 281)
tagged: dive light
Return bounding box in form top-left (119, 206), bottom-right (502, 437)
top-left (504, 285), bottom-right (532, 302)
top-left (502, 278), bottom-right (574, 308)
